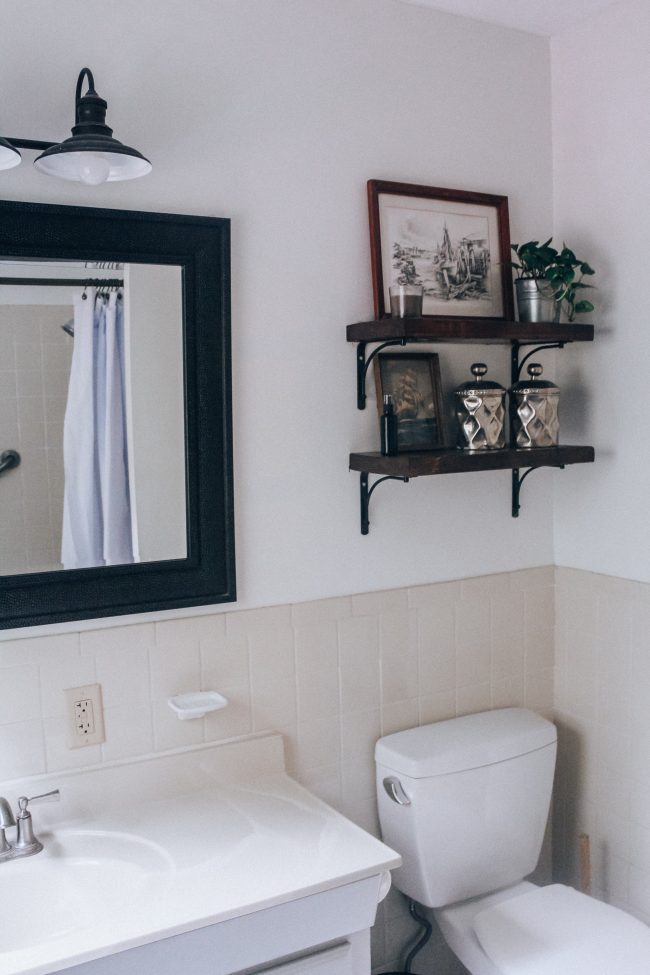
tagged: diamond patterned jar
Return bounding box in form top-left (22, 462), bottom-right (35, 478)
top-left (454, 363), bottom-right (506, 450)
top-left (510, 363), bottom-right (560, 448)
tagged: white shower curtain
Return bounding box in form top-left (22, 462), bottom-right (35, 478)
top-left (61, 290), bottom-right (134, 569)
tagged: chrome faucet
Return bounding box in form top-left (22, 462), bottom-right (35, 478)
top-left (0, 789), bottom-right (60, 862)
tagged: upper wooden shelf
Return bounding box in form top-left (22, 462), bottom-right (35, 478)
top-left (346, 317), bottom-right (594, 344)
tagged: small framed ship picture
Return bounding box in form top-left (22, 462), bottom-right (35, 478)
top-left (374, 352), bottom-right (447, 452)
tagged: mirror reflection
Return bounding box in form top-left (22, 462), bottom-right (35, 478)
top-left (0, 260), bottom-right (186, 575)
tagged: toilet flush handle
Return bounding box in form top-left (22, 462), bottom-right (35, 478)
top-left (383, 777), bottom-right (411, 806)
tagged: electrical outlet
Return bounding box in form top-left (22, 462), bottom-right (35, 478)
top-left (74, 698), bottom-right (95, 736)
top-left (65, 683), bottom-right (105, 749)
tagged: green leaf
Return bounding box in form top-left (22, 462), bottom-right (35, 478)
top-left (580, 262), bottom-right (595, 275)
top-left (548, 267), bottom-right (574, 285)
top-left (540, 253), bottom-right (558, 269)
top-left (574, 300), bottom-right (595, 314)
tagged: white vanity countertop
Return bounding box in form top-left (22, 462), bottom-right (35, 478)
top-left (0, 735), bottom-right (400, 975)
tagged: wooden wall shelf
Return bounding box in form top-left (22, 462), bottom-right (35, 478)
top-left (349, 445), bottom-right (595, 478)
top-left (347, 315), bottom-right (596, 532)
top-left (346, 317), bottom-right (594, 344)
top-left (351, 447), bottom-right (595, 534)
top-left (348, 316), bottom-right (594, 411)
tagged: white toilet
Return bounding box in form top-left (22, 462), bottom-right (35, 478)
top-left (376, 708), bottom-right (650, 974)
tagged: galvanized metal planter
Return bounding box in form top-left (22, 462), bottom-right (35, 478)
top-left (515, 278), bottom-right (561, 323)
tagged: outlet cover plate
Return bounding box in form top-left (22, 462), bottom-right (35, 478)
top-left (65, 683), bottom-right (105, 749)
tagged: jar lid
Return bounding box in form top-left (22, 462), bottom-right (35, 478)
top-left (455, 362), bottom-right (505, 394)
top-left (510, 363), bottom-right (559, 393)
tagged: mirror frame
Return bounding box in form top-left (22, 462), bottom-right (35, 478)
top-left (0, 200), bottom-right (235, 629)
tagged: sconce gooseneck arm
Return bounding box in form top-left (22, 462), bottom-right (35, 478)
top-left (5, 69), bottom-right (98, 150)
top-left (75, 68), bottom-right (96, 122)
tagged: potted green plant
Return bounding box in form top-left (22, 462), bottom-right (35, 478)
top-left (510, 238), bottom-right (595, 322)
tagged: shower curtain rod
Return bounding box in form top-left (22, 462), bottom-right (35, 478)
top-left (0, 277), bottom-right (123, 287)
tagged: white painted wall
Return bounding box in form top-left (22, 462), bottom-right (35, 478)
top-left (551, 0), bottom-right (650, 583)
top-left (0, 0), bottom-right (555, 624)
top-left (550, 0), bottom-right (650, 934)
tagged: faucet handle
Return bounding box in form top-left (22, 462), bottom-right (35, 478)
top-left (17, 789), bottom-right (60, 816)
top-left (13, 790), bottom-right (59, 859)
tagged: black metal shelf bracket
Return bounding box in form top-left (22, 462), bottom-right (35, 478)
top-left (511, 464), bottom-right (565, 517)
top-left (360, 472), bottom-right (409, 534)
top-left (356, 338), bottom-right (407, 409)
top-left (511, 341), bottom-right (565, 384)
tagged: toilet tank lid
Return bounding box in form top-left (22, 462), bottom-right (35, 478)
top-left (375, 708), bottom-right (556, 778)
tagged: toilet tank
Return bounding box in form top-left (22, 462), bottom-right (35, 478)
top-left (375, 708), bottom-right (557, 908)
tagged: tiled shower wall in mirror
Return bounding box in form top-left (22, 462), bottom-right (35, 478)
top-left (0, 305), bottom-right (71, 573)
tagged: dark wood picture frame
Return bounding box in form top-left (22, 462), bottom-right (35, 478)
top-left (374, 352), bottom-right (447, 452)
top-left (0, 200), bottom-right (235, 629)
top-left (368, 179), bottom-right (514, 322)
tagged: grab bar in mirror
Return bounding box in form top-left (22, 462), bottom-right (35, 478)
top-left (0, 450), bottom-right (20, 476)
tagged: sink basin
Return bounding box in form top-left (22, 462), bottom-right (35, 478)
top-left (0, 734), bottom-right (400, 975)
top-left (45, 828), bottom-right (174, 873)
top-left (2, 830), bottom-right (173, 953)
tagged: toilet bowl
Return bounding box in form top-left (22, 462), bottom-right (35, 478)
top-left (375, 708), bottom-right (650, 974)
top-left (470, 881), bottom-right (650, 974)
top-left (435, 880), bottom-right (650, 975)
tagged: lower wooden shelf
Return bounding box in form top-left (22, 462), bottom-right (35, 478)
top-left (349, 444), bottom-right (595, 477)
top-left (349, 445), bottom-right (595, 533)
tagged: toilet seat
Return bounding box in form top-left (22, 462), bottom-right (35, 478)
top-left (473, 883), bottom-right (650, 975)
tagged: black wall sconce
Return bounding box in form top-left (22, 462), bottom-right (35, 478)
top-left (0, 68), bottom-right (151, 185)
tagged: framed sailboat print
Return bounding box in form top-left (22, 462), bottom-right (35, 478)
top-left (368, 180), bottom-right (514, 322)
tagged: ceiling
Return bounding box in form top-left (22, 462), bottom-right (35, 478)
top-left (398, 0), bottom-right (620, 36)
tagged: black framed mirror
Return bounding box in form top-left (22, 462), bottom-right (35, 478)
top-left (0, 200), bottom-right (235, 628)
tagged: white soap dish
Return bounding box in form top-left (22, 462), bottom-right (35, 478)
top-left (167, 691), bottom-right (228, 720)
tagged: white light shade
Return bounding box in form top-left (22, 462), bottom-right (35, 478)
top-left (0, 139), bottom-right (21, 171)
top-left (34, 148), bottom-right (152, 183)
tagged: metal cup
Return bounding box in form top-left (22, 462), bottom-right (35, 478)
top-left (389, 284), bottom-right (423, 318)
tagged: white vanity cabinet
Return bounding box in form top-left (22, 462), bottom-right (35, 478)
top-left (60, 878), bottom-right (378, 975)
top-left (257, 941), bottom-right (362, 975)
top-left (64, 934), bottom-right (365, 975)
top-left (0, 735), bottom-right (399, 975)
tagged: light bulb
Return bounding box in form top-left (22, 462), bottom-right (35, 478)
top-left (77, 152), bottom-right (111, 185)
top-left (0, 140), bottom-right (21, 171)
